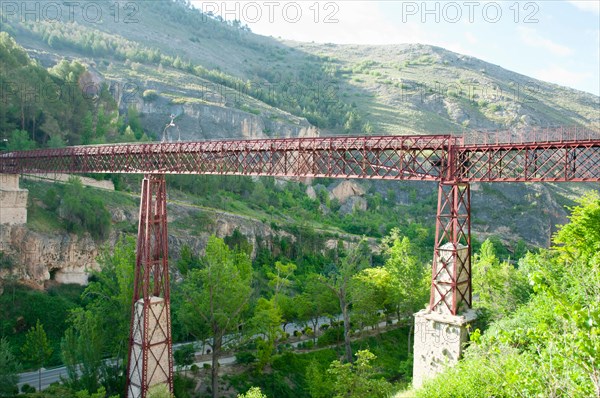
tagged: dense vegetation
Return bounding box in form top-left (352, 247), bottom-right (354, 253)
top-left (415, 193), bottom-right (600, 397)
top-left (1, 1), bottom-right (598, 396)
top-left (0, 32), bottom-right (149, 150)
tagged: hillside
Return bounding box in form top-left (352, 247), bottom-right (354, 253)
top-left (1, 0), bottom-right (598, 252)
top-left (2, 0), bottom-right (598, 140)
top-left (1, 2), bottom-right (600, 398)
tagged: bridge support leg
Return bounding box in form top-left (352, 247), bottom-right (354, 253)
top-left (126, 175), bottom-right (173, 398)
top-left (412, 181), bottom-right (477, 389)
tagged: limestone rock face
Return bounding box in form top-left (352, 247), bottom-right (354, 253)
top-left (0, 202), bottom-right (294, 287)
top-left (330, 181), bottom-right (366, 203)
top-left (0, 225), bottom-right (100, 287)
top-left (339, 196), bottom-right (368, 215)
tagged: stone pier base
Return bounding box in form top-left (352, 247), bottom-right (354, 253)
top-left (412, 308), bottom-right (477, 389)
top-left (128, 297), bottom-right (171, 398)
top-left (0, 174), bottom-right (28, 225)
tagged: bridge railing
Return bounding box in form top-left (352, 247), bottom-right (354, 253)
top-left (460, 126), bottom-right (600, 146)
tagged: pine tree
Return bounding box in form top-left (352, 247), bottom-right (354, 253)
top-left (21, 320), bottom-right (53, 391)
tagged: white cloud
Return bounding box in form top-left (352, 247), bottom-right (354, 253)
top-left (464, 32), bottom-right (478, 45)
top-left (534, 65), bottom-right (592, 87)
top-left (568, 1), bottom-right (600, 14)
top-left (518, 27), bottom-right (574, 57)
top-left (192, 1), bottom-right (432, 45)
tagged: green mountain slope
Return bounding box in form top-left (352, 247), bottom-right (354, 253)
top-left (2, 0), bottom-right (598, 141)
top-left (0, 0), bottom-right (598, 252)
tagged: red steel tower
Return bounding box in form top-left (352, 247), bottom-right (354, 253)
top-left (125, 175), bottom-right (173, 398)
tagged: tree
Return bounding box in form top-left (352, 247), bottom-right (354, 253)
top-left (237, 387), bottom-right (267, 398)
top-left (306, 359), bottom-right (334, 398)
top-left (299, 274), bottom-right (339, 341)
top-left (319, 239), bottom-right (369, 362)
top-left (147, 383), bottom-right (174, 398)
top-left (173, 344), bottom-right (195, 376)
top-left (472, 239), bottom-right (531, 322)
top-left (0, 337), bottom-right (20, 397)
top-left (179, 236), bottom-right (252, 398)
top-left (381, 231), bottom-right (429, 355)
top-left (7, 129), bottom-right (36, 151)
top-left (250, 297), bottom-right (283, 371)
top-left (327, 350), bottom-right (392, 398)
top-left (69, 237), bottom-right (136, 395)
top-left (21, 320), bottom-right (53, 391)
top-left (351, 267), bottom-right (395, 331)
top-left (61, 309), bottom-right (105, 393)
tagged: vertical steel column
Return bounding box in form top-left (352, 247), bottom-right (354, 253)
top-left (126, 174), bottom-right (173, 398)
top-left (429, 181), bottom-right (472, 315)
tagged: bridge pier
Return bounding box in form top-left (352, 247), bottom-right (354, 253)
top-left (126, 175), bottom-right (173, 398)
top-left (413, 181), bottom-right (477, 389)
top-left (0, 174), bottom-right (28, 225)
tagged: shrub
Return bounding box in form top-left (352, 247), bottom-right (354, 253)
top-left (235, 351), bottom-right (257, 364)
top-left (317, 327), bottom-right (344, 347)
top-left (59, 177), bottom-right (111, 240)
top-left (143, 89), bottom-right (159, 102)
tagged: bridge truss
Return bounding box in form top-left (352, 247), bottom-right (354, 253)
top-left (2, 127), bottom-right (599, 397)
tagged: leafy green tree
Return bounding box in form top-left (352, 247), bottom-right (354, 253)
top-left (237, 387), bottom-right (267, 398)
top-left (351, 267), bottom-right (394, 331)
top-left (7, 129), bottom-right (36, 151)
top-left (327, 350), bottom-right (392, 398)
top-left (21, 320), bottom-right (53, 391)
top-left (61, 309), bottom-right (105, 393)
top-left (251, 297), bottom-right (283, 371)
top-left (147, 383), bottom-right (174, 398)
top-left (70, 237), bottom-right (136, 395)
top-left (380, 231), bottom-right (429, 355)
top-left (472, 239), bottom-right (531, 322)
top-left (60, 176), bottom-right (111, 240)
top-left (179, 236), bottom-right (252, 398)
top-left (173, 344), bottom-right (195, 376)
top-left (0, 337), bottom-right (20, 397)
top-left (298, 273), bottom-right (339, 342)
top-left (127, 106), bottom-right (143, 140)
top-left (319, 239), bottom-right (369, 362)
top-left (306, 359), bottom-right (334, 398)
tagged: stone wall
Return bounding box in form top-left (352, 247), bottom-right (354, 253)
top-left (0, 174), bottom-right (28, 225)
top-left (412, 309), bottom-right (478, 389)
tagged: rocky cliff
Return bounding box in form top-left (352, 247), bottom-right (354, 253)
top-left (0, 199), bottom-right (292, 288)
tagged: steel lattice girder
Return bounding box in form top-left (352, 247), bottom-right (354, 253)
top-left (1, 131), bottom-right (598, 183)
top-left (430, 182), bottom-right (472, 316)
top-left (457, 140), bottom-right (600, 182)
top-left (0, 135), bottom-right (450, 180)
top-left (126, 175), bottom-right (173, 398)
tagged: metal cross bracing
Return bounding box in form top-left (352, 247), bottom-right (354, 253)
top-left (2, 126), bottom-right (599, 396)
top-left (1, 129), bottom-right (598, 183)
top-left (126, 175), bottom-right (173, 398)
top-left (0, 135), bottom-right (450, 180)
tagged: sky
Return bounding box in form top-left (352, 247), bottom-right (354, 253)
top-left (193, 1), bottom-right (600, 96)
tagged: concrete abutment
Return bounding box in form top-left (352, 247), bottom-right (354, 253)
top-left (0, 174), bottom-right (28, 225)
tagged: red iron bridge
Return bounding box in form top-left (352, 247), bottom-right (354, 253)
top-left (1, 126), bottom-right (599, 398)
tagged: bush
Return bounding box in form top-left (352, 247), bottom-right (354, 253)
top-left (317, 327), bottom-right (344, 347)
top-left (60, 177), bottom-right (111, 240)
top-left (143, 89), bottom-right (159, 102)
top-left (235, 351), bottom-right (257, 364)
top-left (21, 384), bottom-right (36, 393)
